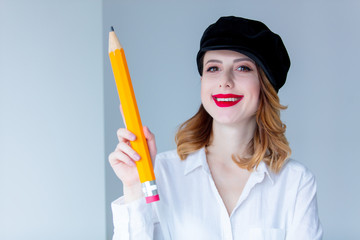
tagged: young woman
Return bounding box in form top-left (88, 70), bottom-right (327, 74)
top-left (109, 16), bottom-right (323, 240)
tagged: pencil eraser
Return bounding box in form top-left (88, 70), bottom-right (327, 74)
top-left (145, 195), bottom-right (160, 203)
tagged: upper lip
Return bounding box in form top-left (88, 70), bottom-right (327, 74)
top-left (212, 94), bottom-right (243, 98)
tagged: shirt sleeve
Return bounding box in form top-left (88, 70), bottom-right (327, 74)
top-left (111, 196), bottom-right (164, 240)
top-left (286, 170), bottom-right (323, 240)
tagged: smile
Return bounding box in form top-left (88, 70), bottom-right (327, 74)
top-left (212, 94), bottom-right (244, 107)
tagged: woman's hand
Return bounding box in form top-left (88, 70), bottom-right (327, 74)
top-left (108, 105), bottom-right (157, 203)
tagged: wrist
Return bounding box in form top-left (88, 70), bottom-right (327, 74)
top-left (123, 183), bottom-right (143, 204)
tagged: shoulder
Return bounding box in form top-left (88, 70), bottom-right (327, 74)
top-left (156, 149), bottom-right (180, 161)
top-left (280, 159), bottom-right (316, 179)
top-left (276, 158), bottom-right (317, 190)
top-left (154, 148), bottom-right (205, 178)
top-left (155, 149), bottom-right (182, 167)
top-left (154, 149), bottom-right (185, 173)
top-left (153, 149), bottom-right (191, 195)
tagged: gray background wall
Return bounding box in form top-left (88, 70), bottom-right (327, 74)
top-left (103, 1), bottom-right (360, 239)
top-left (0, 0), bottom-right (105, 239)
top-left (1, 0), bottom-right (359, 239)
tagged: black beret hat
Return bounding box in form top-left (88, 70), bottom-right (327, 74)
top-left (196, 16), bottom-right (290, 92)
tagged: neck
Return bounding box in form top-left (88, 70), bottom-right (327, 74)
top-left (206, 117), bottom-right (257, 164)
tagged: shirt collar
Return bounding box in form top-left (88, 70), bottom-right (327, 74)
top-left (254, 160), bottom-right (275, 185)
top-left (183, 147), bottom-right (275, 185)
top-left (184, 148), bottom-right (208, 175)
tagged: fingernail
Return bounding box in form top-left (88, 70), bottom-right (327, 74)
top-left (129, 161), bottom-right (136, 167)
top-left (130, 134), bottom-right (136, 141)
top-left (133, 154), bottom-right (140, 161)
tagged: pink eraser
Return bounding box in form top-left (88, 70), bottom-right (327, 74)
top-left (145, 195), bottom-right (160, 203)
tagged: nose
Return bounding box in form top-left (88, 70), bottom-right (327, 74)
top-left (219, 70), bottom-right (234, 88)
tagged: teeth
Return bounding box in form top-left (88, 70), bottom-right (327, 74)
top-left (215, 97), bottom-right (241, 102)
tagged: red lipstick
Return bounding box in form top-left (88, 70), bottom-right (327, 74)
top-left (212, 94), bottom-right (244, 107)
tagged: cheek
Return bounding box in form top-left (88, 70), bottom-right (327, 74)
top-left (200, 84), bottom-right (208, 104)
top-left (242, 77), bottom-right (261, 107)
top-left (244, 76), bottom-right (260, 96)
top-left (200, 79), bottom-right (212, 101)
top-left (252, 82), bottom-right (261, 98)
top-left (252, 83), bottom-right (261, 109)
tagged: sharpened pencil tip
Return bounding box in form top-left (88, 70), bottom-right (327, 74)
top-left (111, 26), bottom-right (114, 32)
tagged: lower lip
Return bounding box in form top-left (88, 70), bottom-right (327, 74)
top-left (212, 96), bottom-right (243, 107)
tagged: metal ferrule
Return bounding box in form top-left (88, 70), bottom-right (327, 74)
top-left (142, 180), bottom-right (158, 197)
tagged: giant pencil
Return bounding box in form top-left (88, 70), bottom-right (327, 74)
top-left (108, 27), bottom-right (159, 203)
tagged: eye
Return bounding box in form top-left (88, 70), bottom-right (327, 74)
top-left (206, 66), bottom-right (220, 72)
top-left (237, 65), bottom-right (252, 72)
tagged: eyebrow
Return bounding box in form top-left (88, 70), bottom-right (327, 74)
top-left (234, 57), bottom-right (255, 64)
top-left (205, 57), bottom-right (255, 65)
top-left (205, 59), bottom-right (222, 65)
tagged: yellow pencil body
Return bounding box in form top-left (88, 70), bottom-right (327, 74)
top-left (109, 29), bottom-right (159, 203)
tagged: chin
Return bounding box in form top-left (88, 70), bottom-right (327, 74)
top-left (212, 112), bottom-right (257, 127)
top-left (212, 115), bottom-right (240, 125)
top-left (214, 119), bottom-right (242, 126)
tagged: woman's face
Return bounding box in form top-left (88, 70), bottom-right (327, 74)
top-left (201, 50), bottom-right (260, 126)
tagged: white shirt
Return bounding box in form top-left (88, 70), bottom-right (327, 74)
top-left (111, 148), bottom-right (323, 240)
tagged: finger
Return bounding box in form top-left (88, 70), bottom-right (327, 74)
top-left (143, 126), bottom-right (157, 161)
top-left (119, 104), bottom-right (127, 128)
top-left (117, 128), bottom-right (136, 143)
top-left (109, 151), bottom-right (136, 167)
top-left (116, 141), bottom-right (141, 161)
